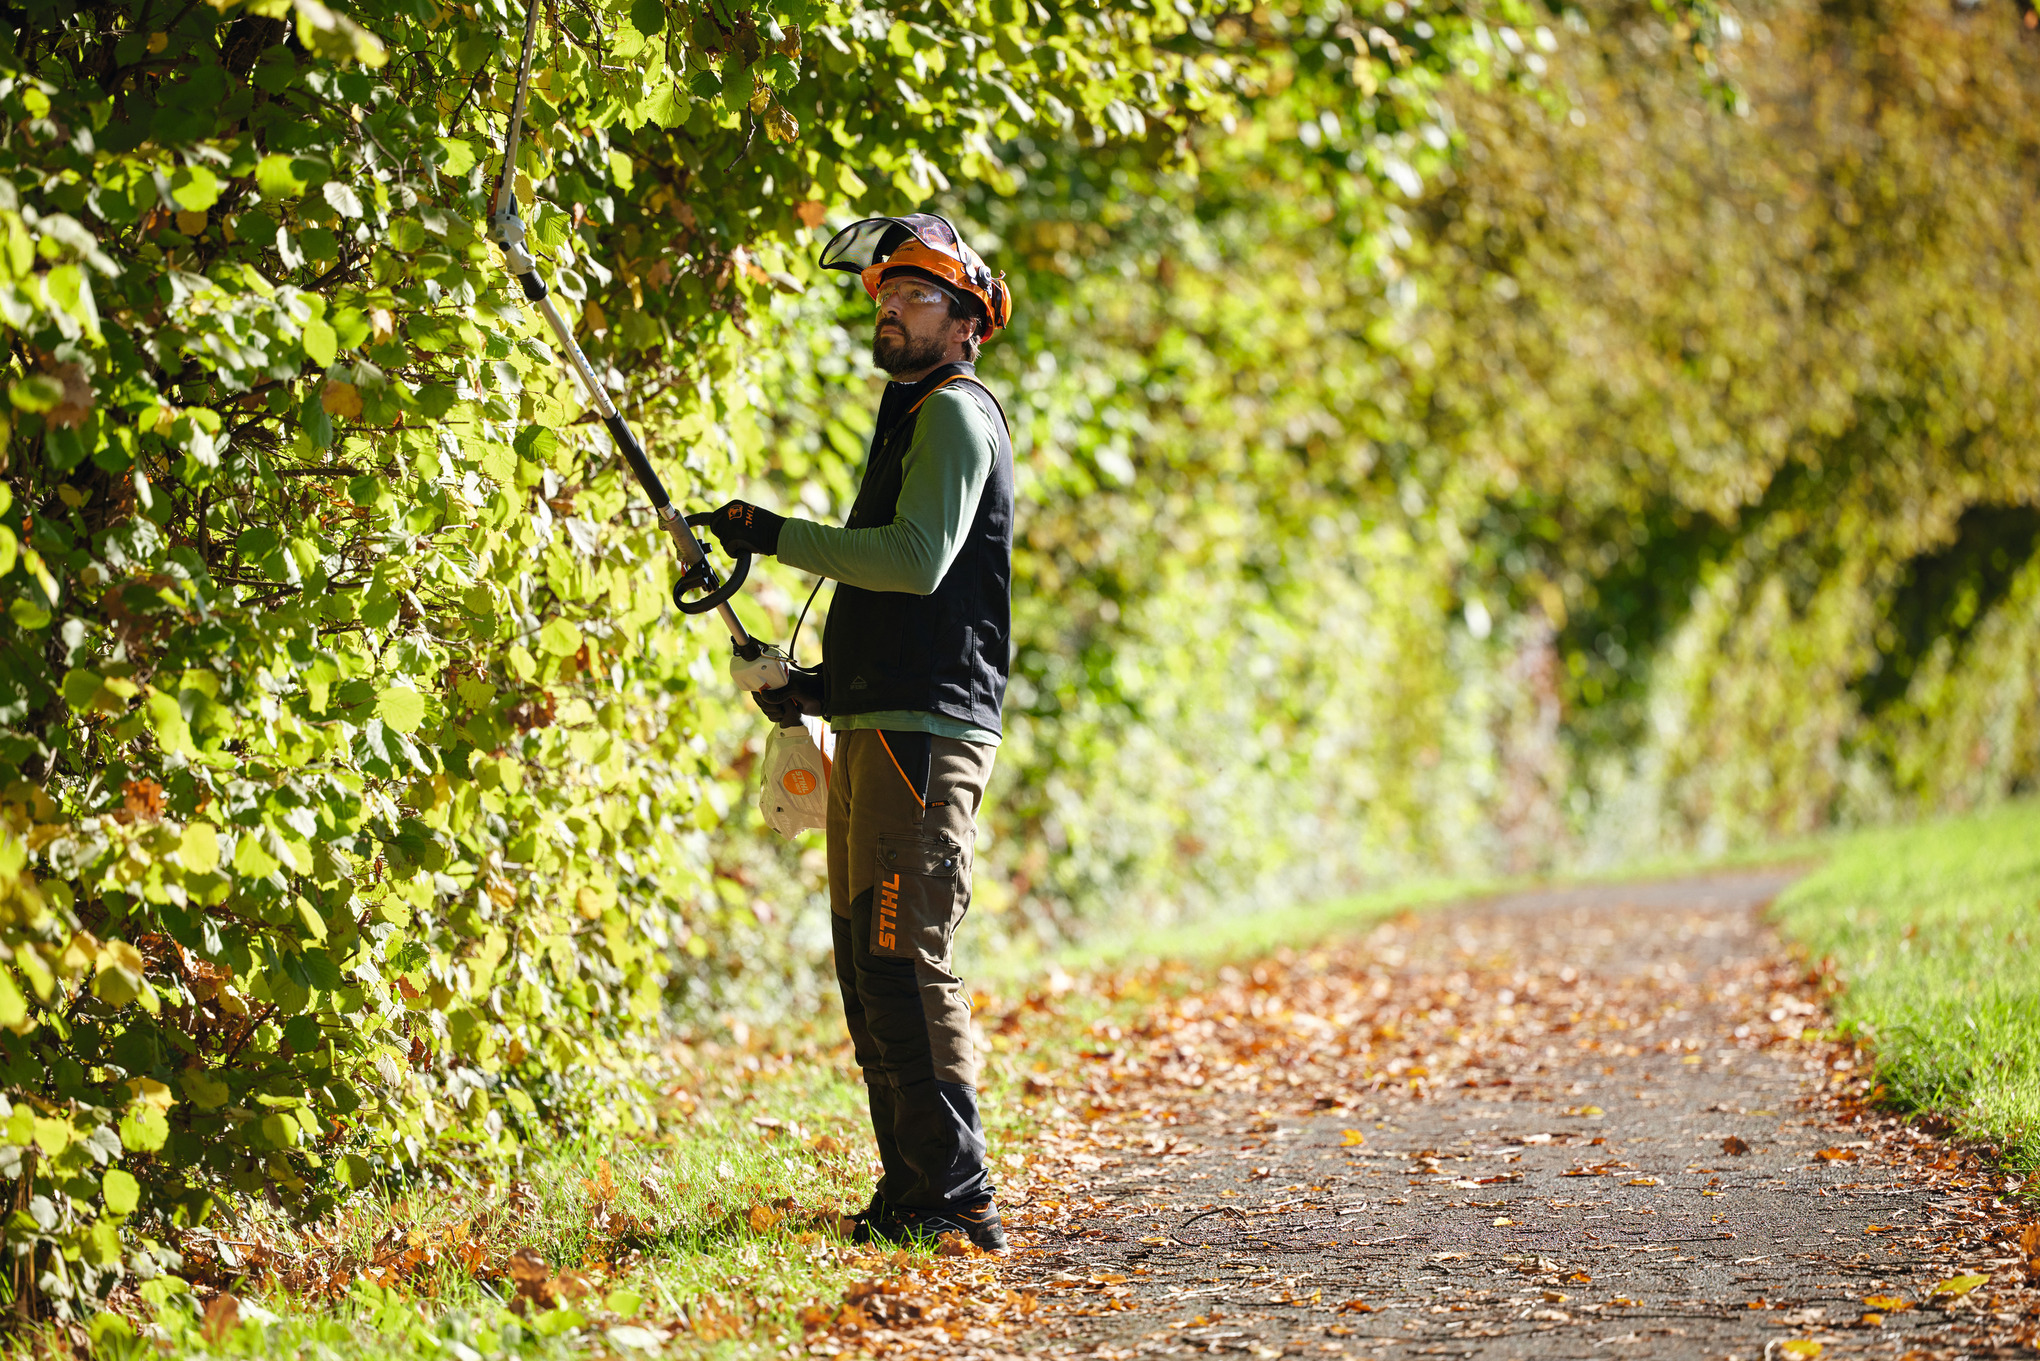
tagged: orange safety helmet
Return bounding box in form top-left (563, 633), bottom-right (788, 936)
top-left (818, 213), bottom-right (1012, 340)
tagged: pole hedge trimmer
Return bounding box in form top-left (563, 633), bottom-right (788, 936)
top-left (485, 0), bottom-right (789, 695)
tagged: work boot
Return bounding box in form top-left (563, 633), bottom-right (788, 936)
top-left (850, 1194), bottom-right (1008, 1253)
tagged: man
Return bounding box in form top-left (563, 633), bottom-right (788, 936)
top-left (705, 214), bottom-right (1015, 1253)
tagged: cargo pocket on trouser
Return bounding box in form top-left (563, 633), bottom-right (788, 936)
top-left (871, 833), bottom-right (977, 1087)
top-left (870, 834), bottom-right (967, 964)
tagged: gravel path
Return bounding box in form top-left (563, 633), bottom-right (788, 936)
top-left (991, 873), bottom-right (2040, 1360)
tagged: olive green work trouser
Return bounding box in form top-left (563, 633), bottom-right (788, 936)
top-left (826, 727), bottom-right (995, 1212)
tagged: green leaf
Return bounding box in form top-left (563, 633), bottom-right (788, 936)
top-left (437, 137), bottom-right (476, 176)
top-left (118, 1106), bottom-right (169, 1152)
top-left (61, 667), bottom-right (105, 711)
top-left (377, 686), bottom-right (427, 733)
top-left (538, 617), bottom-right (583, 657)
top-left (232, 831), bottom-right (281, 879)
top-left (101, 1168), bottom-right (140, 1215)
top-left (170, 165), bottom-right (223, 211)
top-left (322, 181), bottom-right (364, 219)
top-left (9, 596), bottom-right (51, 630)
top-left (9, 375), bottom-right (62, 412)
top-left (294, 896), bottom-right (329, 942)
top-left (178, 822), bottom-right (220, 874)
top-left (302, 318), bottom-right (338, 366)
top-left (630, 0), bottom-right (666, 35)
top-left (255, 153), bottom-right (310, 198)
top-left (180, 1071), bottom-right (229, 1111)
top-left (292, 0), bottom-right (389, 67)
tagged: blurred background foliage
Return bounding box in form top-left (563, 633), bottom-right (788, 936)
top-left (1, 0), bottom-right (2036, 1322)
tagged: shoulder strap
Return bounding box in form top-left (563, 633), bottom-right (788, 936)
top-left (907, 373), bottom-right (1011, 439)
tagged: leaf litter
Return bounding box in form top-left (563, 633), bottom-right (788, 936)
top-left (121, 877), bottom-right (2040, 1357)
top-left (792, 876), bottom-right (2040, 1359)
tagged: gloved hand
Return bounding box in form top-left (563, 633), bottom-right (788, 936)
top-left (708, 500), bottom-right (785, 558)
top-left (753, 662), bottom-right (825, 727)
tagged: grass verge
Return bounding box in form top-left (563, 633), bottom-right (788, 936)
top-left (1771, 800), bottom-right (2040, 1173)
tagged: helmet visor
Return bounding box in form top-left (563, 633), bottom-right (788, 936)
top-left (819, 213), bottom-right (968, 274)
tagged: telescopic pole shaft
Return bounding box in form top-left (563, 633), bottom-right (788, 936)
top-left (489, 0), bottom-right (755, 650)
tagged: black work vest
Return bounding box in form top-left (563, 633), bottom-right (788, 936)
top-left (821, 361), bottom-right (1014, 734)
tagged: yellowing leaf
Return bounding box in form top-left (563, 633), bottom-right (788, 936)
top-left (60, 930), bottom-right (100, 975)
top-left (1340, 1129), bottom-right (1366, 1146)
top-left (93, 940), bottom-right (148, 1009)
top-left (320, 376), bottom-right (360, 418)
top-left (1862, 1295), bottom-right (1909, 1311)
top-left (1778, 1341), bottom-right (1822, 1359)
top-left (0, 970), bottom-right (23, 1031)
top-left (127, 1077), bottom-right (173, 1111)
top-left (32, 1115), bottom-right (72, 1155)
top-left (1930, 1274), bottom-right (1989, 1297)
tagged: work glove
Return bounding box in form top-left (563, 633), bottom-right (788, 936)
top-left (753, 663), bottom-right (825, 727)
top-left (708, 500), bottom-right (785, 558)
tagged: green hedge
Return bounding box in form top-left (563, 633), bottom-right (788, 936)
top-left (0, 0), bottom-right (1507, 1321)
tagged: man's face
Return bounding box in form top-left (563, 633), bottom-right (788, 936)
top-left (872, 276), bottom-right (972, 375)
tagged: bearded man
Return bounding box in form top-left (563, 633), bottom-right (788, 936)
top-left (707, 214), bottom-right (1015, 1252)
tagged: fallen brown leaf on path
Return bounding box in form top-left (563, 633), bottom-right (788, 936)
top-left (506, 1249), bottom-right (554, 1313)
top-left (200, 1293), bottom-right (239, 1345)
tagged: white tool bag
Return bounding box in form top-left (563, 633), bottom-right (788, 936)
top-left (759, 721), bottom-right (830, 838)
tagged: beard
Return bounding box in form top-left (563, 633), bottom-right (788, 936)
top-left (872, 320), bottom-right (947, 376)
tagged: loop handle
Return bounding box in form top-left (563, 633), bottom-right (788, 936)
top-left (672, 512), bottom-right (750, 615)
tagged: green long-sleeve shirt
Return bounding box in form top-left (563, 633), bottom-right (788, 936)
top-left (777, 386), bottom-right (1002, 745)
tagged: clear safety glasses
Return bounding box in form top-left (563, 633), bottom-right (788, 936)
top-left (875, 279), bottom-right (955, 309)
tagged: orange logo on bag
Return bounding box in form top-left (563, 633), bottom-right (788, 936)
top-left (877, 872), bottom-right (900, 950)
top-left (781, 768), bottom-right (818, 796)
